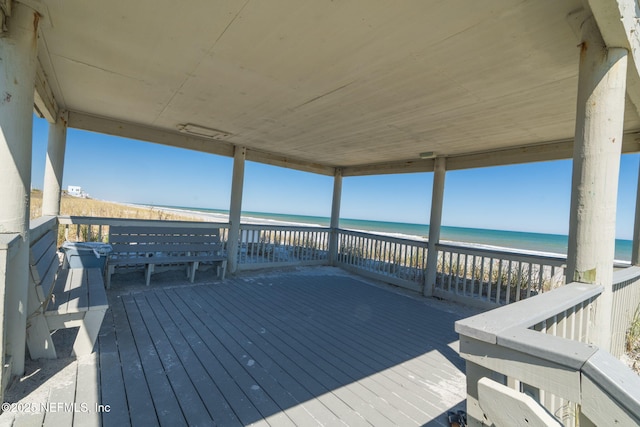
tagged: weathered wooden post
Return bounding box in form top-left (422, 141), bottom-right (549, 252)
top-left (424, 157), bottom-right (446, 297)
top-left (328, 168), bottom-right (342, 265)
top-left (227, 146), bottom-right (246, 273)
top-left (566, 16), bottom-right (627, 351)
top-left (0, 2), bottom-right (41, 379)
top-left (42, 111), bottom-right (68, 216)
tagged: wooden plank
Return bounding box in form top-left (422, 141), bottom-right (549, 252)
top-left (141, 292), bottom-right (243, 426)
top-left (161, 289), bottom-right (358, 426)
top-left (120, 296), bottom-right (186, 426)
top-left (459, 336), bottom-right (581, 402)
top-left (109, 297), bottom-right (160, 427)
top-left (13, 412), bottom-right (46, 427)
top-left (581, 348), bottom-right (640, 423)
top-left (271, 275), bottom-right (465, 375)
top-left (86, 269), bottom-right (108, 311)
top-left (59, 216), bottom-right (228, 230)
top-left (63, 269), bottom-right (90, 314)
top-left (478, 377), bottom-right (562, 426)
top-left (34, 59), bottom-right (59, 123)
top-left (190, 282), bottom-right (451, 424)
top-left (130, 295), bottom-right (213, 426)
top-left (157, 290), bottom-right (295, 427)
top-left (45, 268), bottom-right (71, 313)
top-left (236, 276), bottom-right (466, 411)
top-left (42, 364), bottom-right (77, 427)
top-left (73, 354), bottom-right (101, 427)
top-left (157, 289), bottom-right (325, 427)
top-left (110, 226), bottom-right (221, 236)
top-left (176, 286), bottom-right (370, 426)
top-left (35, 255), bottom-right (60, 304)
top-left (204, 282), bottom-right (412, 425)
top-left (455, 282), bottom-right (603, 344)
top-left (29, 230), bottom-right (57, 268)
top-left (98, 307), bottom-right (131, 427)
top-left (146, 291), bottom-right (269, 426)
top-left (109, 237), bottom-right (221, 247)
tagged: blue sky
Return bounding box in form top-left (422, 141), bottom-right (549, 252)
top-left (30, 115), bottom-right (640, 239)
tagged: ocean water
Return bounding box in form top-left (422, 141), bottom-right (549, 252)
top-left (166, 206), bottom-right (633, 262)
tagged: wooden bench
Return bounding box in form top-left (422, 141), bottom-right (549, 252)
top-left (106, 226), bottom-right (227, 288)
top-left (27, 230), bottom-right (108, 359)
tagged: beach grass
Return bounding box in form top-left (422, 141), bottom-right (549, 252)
top-left (30, 189), bottom-right (201, 243)
top-left (30, 189), bottom-right (197, 222)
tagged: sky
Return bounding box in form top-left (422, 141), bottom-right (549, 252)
top-left (30, 115), bottom-right (640, 240)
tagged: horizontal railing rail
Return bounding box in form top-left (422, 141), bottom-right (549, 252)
top-left (436, 242), bottom-right (566, 308)
top-left (456, 274), bottom-right (640, 426)
top-left (335, 228), bottom-right (428, 292)
top-left (236, 224), bottom-right (330, 269)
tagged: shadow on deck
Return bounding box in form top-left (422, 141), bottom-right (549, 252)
top-left (1, 267), bottom-right (475, 426)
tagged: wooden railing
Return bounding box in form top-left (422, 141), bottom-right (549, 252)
top-left (611, 266), bottom-right (640, 358)
top-left (235, 224), bottom-right (330, 270)
top-left (435, 243), bottom-right (566, 308)
top-left (456, 271), bottom-right (640, 426)
top-left (335, 229), bottom-right (428, 292)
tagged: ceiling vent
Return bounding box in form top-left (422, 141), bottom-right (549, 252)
top-left (177, 124), bottom-right (232, 140)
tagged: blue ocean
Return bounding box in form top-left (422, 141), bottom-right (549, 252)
top-left (165, 206), bottom-right (633, 262)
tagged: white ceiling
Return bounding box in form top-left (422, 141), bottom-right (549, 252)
top-left (37, 0), bottom-right (640, 173)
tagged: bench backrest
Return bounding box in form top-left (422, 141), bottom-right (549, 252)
top-left (28, 230), bottom-right (59, 312)
top-left (108, 226), bottom-right (224, 255)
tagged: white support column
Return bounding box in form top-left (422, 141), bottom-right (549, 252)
top-left (328, 168), bottom-right (343, 265)
top-left (0, 3), bottom-right (41, 376)
top-left (566, 16), bottom-right (627, 351)
top-left (42, 111), bottom-right (68, 216)
top-left (632, 158), bottom-right (640, 265)
top-left (424, 157), bottom-right (446, 297)
top-left (227, 146), bottom-right (246, 273)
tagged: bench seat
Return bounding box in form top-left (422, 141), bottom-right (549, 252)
top-left (106, 225), bottom-right (227, 288)
top-left (27, 230), bottom-right (108, 359)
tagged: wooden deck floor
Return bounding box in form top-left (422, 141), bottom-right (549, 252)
top-left (2, 268), bottom-right (470, 427)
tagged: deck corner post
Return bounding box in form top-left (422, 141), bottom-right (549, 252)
top-left (424, 157), bottom-right (446, 297)
top-left (0, 1), bottom-right (41, 383)
top-left (329, 168), bottom-right (343, 266)
top-left (227, 146), bottom-right (246, 274)
top-left (42, 110), bottom-right (68, 217)
top-left (566, 16), bottom-right (627, 351)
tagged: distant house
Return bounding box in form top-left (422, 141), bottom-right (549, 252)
top-left (67, 185), bottom-right (88, 198)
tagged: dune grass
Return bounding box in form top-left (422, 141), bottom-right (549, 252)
top-left (30, 190), bottom-right (203, 243)
top-left (30, 189), bottom-right (196, 221)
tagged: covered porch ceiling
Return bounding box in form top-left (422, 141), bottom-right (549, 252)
top-left (33, 0), bottom-right (640, 176)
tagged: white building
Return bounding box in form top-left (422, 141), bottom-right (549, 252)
top-left (67, 185), bottom-right (87, 198)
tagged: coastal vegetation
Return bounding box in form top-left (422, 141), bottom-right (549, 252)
top-left (627, 307), bottom-right (640, 372)
top-left (29, 189), bottom-right (199, 243)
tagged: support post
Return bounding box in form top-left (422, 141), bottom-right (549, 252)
top-left (42, 111), bottom-right (68, 216)
top-left (632, 157), bottom-right (640, 265)
top-left (424, 157), bottom-right (446, 297)
top-left (227, 146), bottom-right (246, 273)
top-left (329, 168), bottom-right (343, 265)
top-left (566, 16), bottom-right (627, 351)
top-left (0, 3), bottom-right (41, 377)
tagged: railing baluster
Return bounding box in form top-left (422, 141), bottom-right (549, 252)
top-left (505, 260), bottom-right (513, 304)
top-left (515, 261), bottom-right (523, 302)
top-left (447, 251), bottom-right (453, 292)
top-left (462, 254), bottom-right (468, 295)
top-left (496, 260), bottom-right (503, 303)
top-left (469, 255), bottom-right (476, 296)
